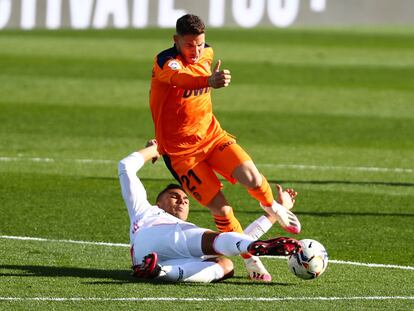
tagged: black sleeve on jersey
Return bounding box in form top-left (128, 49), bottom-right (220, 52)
top-left (156, 45), bottom-right (179, 69)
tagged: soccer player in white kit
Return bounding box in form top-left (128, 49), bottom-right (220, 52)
top-left (118, 141), bottom-right (301, 282)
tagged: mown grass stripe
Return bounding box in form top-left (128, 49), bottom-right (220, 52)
top-left (1, 296), bottom-right (413, 302)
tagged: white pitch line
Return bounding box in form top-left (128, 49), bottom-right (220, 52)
top-left (0, 296), bottom-right (413, 302)
top-left (328, 259), bottom-right (414, 271)
top-left (0, 156), bottom-right (412, 174)
top-left (264, 256), bottom-right (414, 271)
top-left (0, 156), bottom-right (114, 165)
top-left (1, 235), bottom-right (414, 271)
top-left (0, 235), bottom-right (128, 248)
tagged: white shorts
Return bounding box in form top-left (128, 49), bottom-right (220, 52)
top-left (132, 223), bottom-right (208, 265)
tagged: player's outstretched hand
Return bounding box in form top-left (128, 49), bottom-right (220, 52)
top-left (145, 139), bottom-right (160, 164)
top-left (276, 184), bottom-right (297, 210)
top-left (208, 59), bottom-right (231, 89)
top-left (145, 139), bottom-right (157, 148)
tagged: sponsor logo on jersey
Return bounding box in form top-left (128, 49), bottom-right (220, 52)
top-left (168, 60), bottom-right (181, 70)
top-left (182, 87), bottom-right (210, 98)
top-left (219, 140), bottom-right (235, 152)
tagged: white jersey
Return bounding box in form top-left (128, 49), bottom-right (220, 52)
top-left (118, 152), bottom-right (194, 244)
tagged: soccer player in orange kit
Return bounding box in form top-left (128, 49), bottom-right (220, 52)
top-left (149, 14), bottom-right (301, 282)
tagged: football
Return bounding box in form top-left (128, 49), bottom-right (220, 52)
top-left (288, 239), bottom-right (328, 280)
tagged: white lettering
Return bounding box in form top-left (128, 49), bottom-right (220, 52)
top-left (0, 0), bottom-right (11, 29)
top-left (0, 0), bottom-right (329, 31)
top-left (158, 0), bottom-right (186, 28)
top-left (93, 0), bottom-right (129, 29)
top-left (69, 0), bottom-right (93, 29)
top-left (46, 0), bottom-right (62, 29)
top-left (21, 0), bottom-right (36, 29)
top-left (310, 0), bottom-right (326, 12)
top-left (209, 0), bottom-right (225, 27)
top-left (267, 0), bottom-right (299, 28)
top-left (132, 0), bottom-right (148, 28)
top-left (232, 0), bottom-right (265, 28)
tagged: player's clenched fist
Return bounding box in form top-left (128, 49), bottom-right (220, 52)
top-left (208, 59), bottom-right (231, 89)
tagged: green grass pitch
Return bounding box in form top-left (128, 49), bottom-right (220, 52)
top-left (0, 27), bottom-right (413, 310)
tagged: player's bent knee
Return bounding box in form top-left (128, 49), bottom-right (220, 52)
top-left (206, 191), bottom-right (233, 216)
top-left (216, 257), bottom-right (234, 280)
top-left (232, 161), bottom-right (262, 189)
top-left (203, 257), bottom-right (234, 282)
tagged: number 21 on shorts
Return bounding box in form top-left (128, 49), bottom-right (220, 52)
top-left (180, 169), bottom-right (202, 201)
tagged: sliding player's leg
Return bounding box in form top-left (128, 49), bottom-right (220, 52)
top-left (132, 253), bottom-right (233, 283)
top-left (131, 224), bottom-right (233, 283)
top-left (132, 227), bottom-right (300, 282)
top-left (157, 257), bottom-right (233, 283)
top-left (156, 227), bottom-right (242, 283)
top-left (130, 224), bottom-right (228, 282)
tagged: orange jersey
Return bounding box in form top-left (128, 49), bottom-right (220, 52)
top-left (150, 44), bottom-right (226, 157)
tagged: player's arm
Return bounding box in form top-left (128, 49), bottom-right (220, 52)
top-left (156, 61), bottom-right (209, 89)
top-left (156, 59), bottom-right (230, 90)
top-left (118, 140), bottom-right (160, 218)
top-left (140, 139), bottom-right (161, 164)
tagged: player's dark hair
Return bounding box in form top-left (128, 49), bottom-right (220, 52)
top-left (176, 14), bottom-right (205, 36)
top-left (156, 183), bottom-right (185, 202)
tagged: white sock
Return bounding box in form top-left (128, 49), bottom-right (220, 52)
top-left (213, 232), bottom-right (254, 256)
top-left (157, 261), bottom-right (224, 283)
top-left (260, 200), bottom-right (286, 215)
top-left (244, 215), bottom-right (273, 240)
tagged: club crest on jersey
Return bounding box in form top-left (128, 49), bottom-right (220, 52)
top-left (168, 61), bottom-right (181, 70)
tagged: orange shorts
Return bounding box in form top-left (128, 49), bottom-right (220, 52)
top-left (163, 135), bottom-right (251, 206)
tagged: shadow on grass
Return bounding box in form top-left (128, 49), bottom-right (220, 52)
top-left (0, 265), bottom-right (292, 286)
top-left (0, 265), bottom-right (134, 283)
